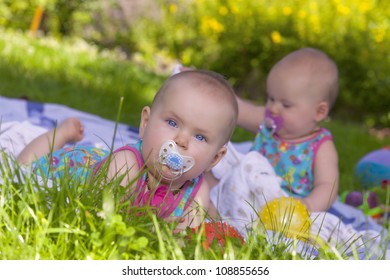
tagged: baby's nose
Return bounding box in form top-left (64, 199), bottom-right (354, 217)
top-left (269, 103), bottom-right (279, 115)
top-left (174, 132), bottom-right (189, 149)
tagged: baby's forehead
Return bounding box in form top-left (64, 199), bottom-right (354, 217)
top-left (171, 73), bottom-right (227, 92)
top-left (153, 70), bottom-right (238, 138)
top-left (163, 77), bottom-right (234, 106)
top-left (279, 52), bottom-right (336, 75)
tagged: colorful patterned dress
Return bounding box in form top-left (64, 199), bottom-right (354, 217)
top-left (32, 140), bottom-right (202, 218)
top-left (251, 125), bottom-right (333, 197)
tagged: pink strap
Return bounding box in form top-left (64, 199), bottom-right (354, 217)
top-left (159, 176), bottom-right (203, 218)
top-left (311, 128), bottom-right (333, 170)
top-left (182, 176), bottom-right (203, 212)
top-left (111, 145), bottom-right (145, 198)
top-left (94, 144), bottom-right (203, 218)
top-left (94, 145), bottom-right (145, 194)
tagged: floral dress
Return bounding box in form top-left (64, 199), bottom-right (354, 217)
top-left (251, 125), bottom-right (333, 197)
top-left (32, 140), bottom-right (202, 218)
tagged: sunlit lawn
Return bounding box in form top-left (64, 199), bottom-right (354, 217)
top-left (0, 29), bottom-right (389, 260)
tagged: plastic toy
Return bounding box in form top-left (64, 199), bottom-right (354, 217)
top-left (190, 222), bottom-right (245, 249)
top-left (340, 191), bottom-right (383, 219)
top-left (259, 197), bottom-right (311, 239)
top-left (355, 147), bottom-right (390, 189)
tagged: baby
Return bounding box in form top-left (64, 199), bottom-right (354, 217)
top-left (234, 47), bottom-right (340, 212)
top-left (179, 48), bottom-right (339, 213)
top-left (17, 70), bottom-right (238, 231)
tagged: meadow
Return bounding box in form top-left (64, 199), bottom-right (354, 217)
top-left (0, 28), bottom-right (389, 259)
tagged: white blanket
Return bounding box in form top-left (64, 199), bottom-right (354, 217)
top-left (0, 96), bottom-right (140, 156)
top-left (0, 121), bottom-right (47, 156)
top-left (210, 143), bottom-right (390, 259)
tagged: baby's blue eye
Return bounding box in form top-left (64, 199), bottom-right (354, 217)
top-left (167, 119), bottom-right (177, 127)
top-left (195, 134), bottom-right (206, 142)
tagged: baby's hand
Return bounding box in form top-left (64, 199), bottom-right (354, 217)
top-left (58, 117), bottom-right (84, 143)
top-left (172, 63), bottom-right (194, 75)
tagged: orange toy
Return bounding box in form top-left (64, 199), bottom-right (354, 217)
top-left (190, 222), bottom-right (245, 249)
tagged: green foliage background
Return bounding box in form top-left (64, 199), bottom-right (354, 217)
top-left (131, 0), bottom-right (390, 128)
top-left (1, 1), bottom-right (390, 260)
top-left (1, 0), bottom-right (389, 127)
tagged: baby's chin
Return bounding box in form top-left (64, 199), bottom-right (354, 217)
top-left (158, 165), bottom-right (180, 180)
top-left (277, 131), bottom-right (307, 141)
top-left (276, 133), bottom-right (294, 140)
top-left (147, 160), bottom-right (199, 186)
top-left (147, 163), bottom-right (182, 184)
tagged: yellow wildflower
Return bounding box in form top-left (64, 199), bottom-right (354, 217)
top-left (219, 6), bottom-right (228, 16)
top-left (310, 15), bottom-right (321, 34)
top-left (374, 28), bottom-right (385, 43)
top-left (337, 5), bottom-right (350, 15)
top-left (230, 5), bottom-right (239, 14)
top-left (271, 31), bottom-right (282, 44)
top-left (201, 17), bottom-right (225, 35)
top-left (283, 7), bottom-right (292, 16)
top-left (168, 4), bottom-right (177, 14)
top-left (309, 2), bottom-right (318, 11)
top-left (359, 1), bottom-right (372, 13)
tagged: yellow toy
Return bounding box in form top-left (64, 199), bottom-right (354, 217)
top-left (259, 197), bottom-right (311, 239)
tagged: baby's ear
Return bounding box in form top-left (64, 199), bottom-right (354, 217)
top-left (138, 106), bottom-right (151, 138)
top-left (206, 146), bottom-right (227, 171)
top-left (315, 101), bottom-right (329, 122)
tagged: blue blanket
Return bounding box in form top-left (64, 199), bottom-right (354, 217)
top-left (0, 96), bottom-right (140, 151)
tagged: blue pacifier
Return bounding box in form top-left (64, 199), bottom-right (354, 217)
top-left (165, 153), bottom-right (184, 171)
top-left (158, 140), bottom-right (195, 179)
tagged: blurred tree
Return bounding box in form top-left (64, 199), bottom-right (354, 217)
top-left (56, 0), bottom-right (80, 35)
top-left (0, 0), bottom-right (99, 36)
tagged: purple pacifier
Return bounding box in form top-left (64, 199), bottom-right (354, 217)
top-left (158, 140), bottom-right (195, 179)
top-left (263, 109), bottom-right (283, 134)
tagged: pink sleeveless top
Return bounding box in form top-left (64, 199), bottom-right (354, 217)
top-left (98, 141), bottom-right (203, 218)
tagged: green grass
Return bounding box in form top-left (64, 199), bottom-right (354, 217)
top-left (0, 152), bottom-right (318, 260)
top-left (2, 153), bottom-right (372, 260)
top-left (0, 29), bottom-right (164, 126)
top-left (1, 29), bottom-right (390, 260)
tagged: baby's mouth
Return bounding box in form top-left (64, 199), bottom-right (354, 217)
top-left (264, 109), bottom-right (283, 134)
top-left (157, 140), bottom-right (195, 180)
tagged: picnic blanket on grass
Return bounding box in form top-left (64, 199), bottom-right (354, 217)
top-left (210, 144), bottom-right (390, 259)
top-left (1, 96), bottom-right (389, 259)
top-left (0, 96), bottom-right (140, 156)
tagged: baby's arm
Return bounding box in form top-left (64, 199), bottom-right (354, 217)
top-left (301, 140), bottom-right (339, 212)
top-left (236, 97), bottom-right (266, 134)
top-left (175, 64), bottom-right (265, 133)
top-left (17, 117), bottom-right (84, 165)
top-left (175, 65), bottom-right (265, 134)
top-left (105, 149), bottom-right (140, 190)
